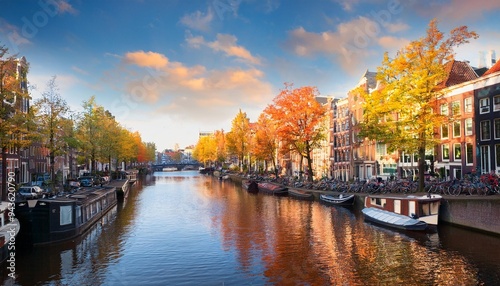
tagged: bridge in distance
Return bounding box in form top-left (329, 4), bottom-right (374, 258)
top-left (151, 162), bottom-right (202, 172)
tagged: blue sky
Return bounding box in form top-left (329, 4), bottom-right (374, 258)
top-left (1, 0), bottom-right (500, 151)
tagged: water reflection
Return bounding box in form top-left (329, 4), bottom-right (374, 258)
top-left (3, 172), bottom-right (499, 285)
top-left (209, 179), bottom-right (491, 285)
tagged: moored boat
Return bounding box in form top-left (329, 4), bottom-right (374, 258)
top-left (14, 186), bottom-right (117, 246)
top-left (362, 207), bottom-right (428, 231)
top-left (257, 182), bottom-right (288, 196)
top-left (364, 194), bottom-right (442, 226)
top-left (288, 188), bottom-right (314, 200)
top-left (242, 180), bottom-right (259, 193)
top-left (319, 194), bottom-right (355, 206)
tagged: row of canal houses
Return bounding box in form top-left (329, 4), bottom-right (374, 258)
top-left (1, 56), bottom-right (78, 192)
top-left (309, 57), bottom-right (500, 182)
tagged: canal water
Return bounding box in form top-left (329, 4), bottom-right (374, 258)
top-left (2, 171), bottom-right (500, 285)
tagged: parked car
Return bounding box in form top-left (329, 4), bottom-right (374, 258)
top-left (78, 176), bottom-right (95, 187)
top-left (18, 186), bottom-right (43, 199)
top-left (33, 173), bottom-right (51, 187)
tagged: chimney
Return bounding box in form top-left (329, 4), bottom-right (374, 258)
top-left (478, 51), bottom-right (486, 68)
top-left (488, 50), bottom-right (496, 68)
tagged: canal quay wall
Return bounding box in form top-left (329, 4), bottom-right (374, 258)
top-left (227, 174), bottom-right (500, 236)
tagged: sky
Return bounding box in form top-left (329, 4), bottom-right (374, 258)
top-left (1, 0), bottom-right (500, 151)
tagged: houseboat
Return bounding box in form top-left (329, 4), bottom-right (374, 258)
top-left (242, 180), bottom-right (259, 193)
top-left (364, 194), bottom-right (442, 227)
top-left (14, 186), bottom-right (117, 246)
top-left (257, 182), bottom-right (288, 196)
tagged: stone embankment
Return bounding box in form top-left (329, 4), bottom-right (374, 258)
top-left (228, 174), bottom-right (500, 235)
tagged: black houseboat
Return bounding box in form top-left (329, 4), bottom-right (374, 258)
top-left (15, 186), bottom-right (117, 246)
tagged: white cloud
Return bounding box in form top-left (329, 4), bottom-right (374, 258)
top-left (334, 0), bottom-right (360, 12)
top-left (179, 9), bottom-right (214, 32)
top-left (113, 50), bottom-right (274, 124)
top-left (186, 33), bottom-right (262, 65)
top-left (284, 16), bottom-right (410, 74)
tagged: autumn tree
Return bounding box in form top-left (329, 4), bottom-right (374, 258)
top-left (226, 109), bottom-right (250, 172)
top-left (214, 129), bottom-right (227, 167)
top-left (267, 84), bottom-right (327, 182)
top-left (95, 108), bottom-right (121, 174)
top-left (34, 76), bottom-right (71, 186)
top-left (193, 135), bottom-right (217, 167)
top-left (0, 46), bottom-right (33, 200)
top-left (253, 111), bottom-right (279, 176)
top-left (145, 142), bottom-right (157, 162)
top-left (359, 19), bottom-right (478, 191)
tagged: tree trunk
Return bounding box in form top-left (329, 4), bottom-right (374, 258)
top-left (306, 145), bottom-right (314, 182)
top-left (418, 145), bottom-right (426, 193)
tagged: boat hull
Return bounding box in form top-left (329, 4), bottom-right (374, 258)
top-left (319, 194), bottom-right (355, 206)
top-left (364, 194), bottom-right (441, 226)
top-left (257, 182), bottom-right (288, 196)
top-left (242, 180), bottom-right (259, 193)
top-left (288, 188), bottom-right (314, 200)
top-left (15, 186), bottom-right (117, 246)
top-left (362, 207), bottom-right (428, 231)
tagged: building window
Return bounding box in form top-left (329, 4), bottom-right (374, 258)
top-left (453, 121), bottom-right (461, 138)
top-left (376, 142), bottom-right (386, 156)
top-left (442, 144), bottom-right (450, 161)
top-left (496, 144), bottom-right (500, 169)
top-left (494, 95), bottom-right (500, 112)
top-left (480, 120), bottom-right (491, 141)
top-left (440, 103), bottom-right (448, 115)
top-left (465, 118), bottom-right (473, 136)
top-left (466, 143), bottom-right (473, 165)
top-left (451, 101), bottom-right (460, 115)
top-left (495, 118), bottom-right (500, 139)
top-left (464, 97), bottom-right (472, 113)
top-left (481, 145), bottom-right (490, 173)
top-left (480, 98), bottom-right (490, 114)
top-left (454, 143), bottom-right (461, 160)
top-left (441, 124), bottom-right (449, 139)
top-left (60, 205), bottom-right (73, 226)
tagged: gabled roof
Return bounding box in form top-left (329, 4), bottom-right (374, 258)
top-left (474, 67), bottom-right (488, 77)
top-left (315, 96), bottom-right (330, 105)
top-left (483, 60), bottom-right (500, 76)
top-left (358, 69), bottom-right (377, 89)
top-left (439, 60), bottom-right (479, 88)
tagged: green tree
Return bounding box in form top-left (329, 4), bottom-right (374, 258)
top-left (34, 76), bottom-right (71, 187)
top-left (359, 19), bottom-right (478, 191)
top-left (0, 46), bottom-right (32, 200)
top-left (76, 96), bottom-right (102, 173)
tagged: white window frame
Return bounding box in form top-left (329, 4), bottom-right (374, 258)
top-left (465, 118), bottom-right (473, 136)
top-left (454, 143), bottom-right (462, 160)
top-left (466, 143), bottom-right (473, 165)
top-left (441, 124), bottom-right (449, 139)
top-left (480, 98), bottom-right (490, 114)
top-left (452, 100), bottom-right (460, 116)
top-left (440, 103), bottom-right (449, 115)
top-left (442, 144), bottom-right (450, 161)
top-left (480, 120), bottom-right (491, 141)
top-left (453, 121), bottom-right (461, 138)
top-left (495, 118), bottom-right (500, 140)
top-left (464, 97), bottom-right (472, 113)
top-left (60, 205), bottom-right (73, 226)
top-left (494, 95), bottom-right (500, 112)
